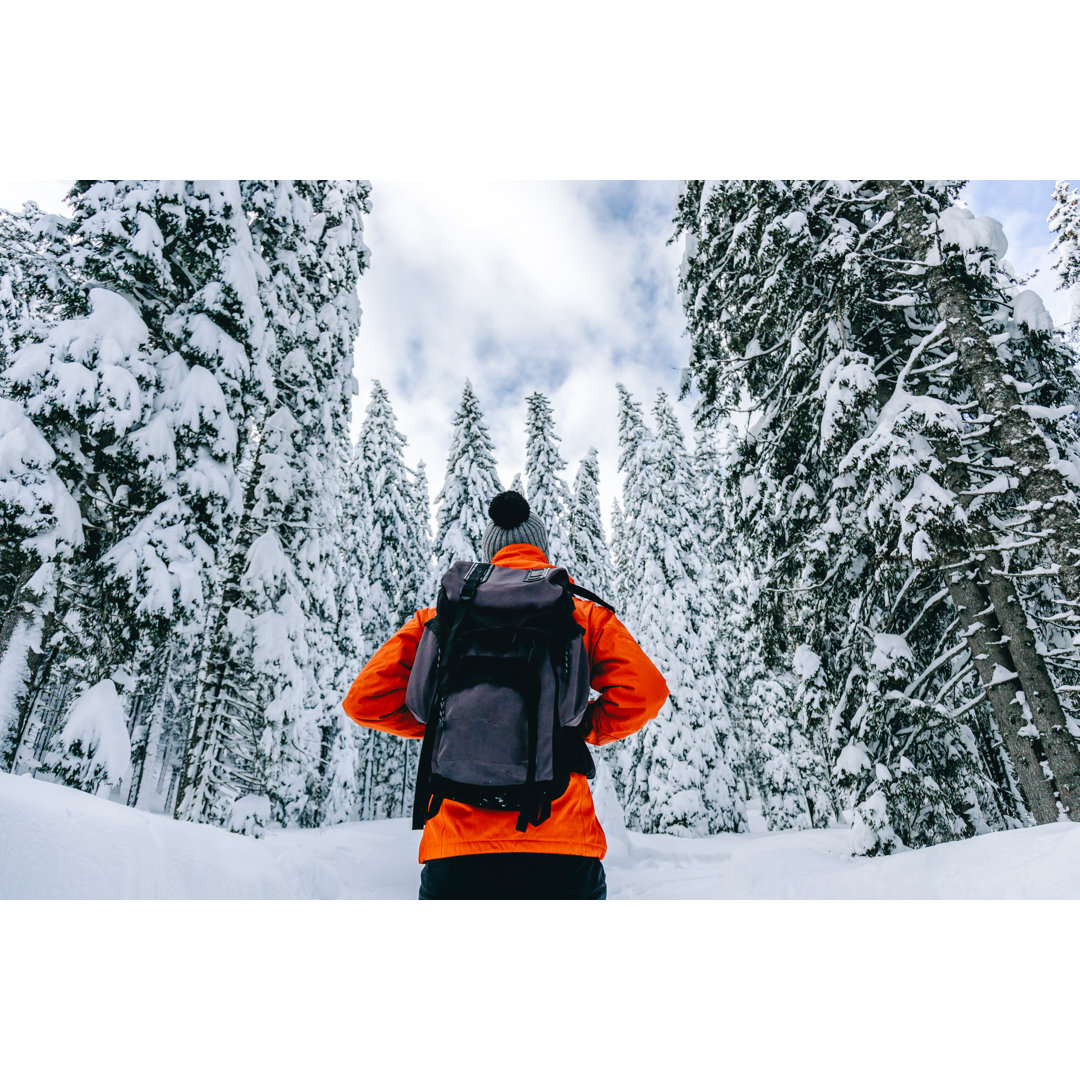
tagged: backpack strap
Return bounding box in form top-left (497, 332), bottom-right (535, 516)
top-left (411, 562), bottom-right (488, 830)
top-left (515, 636), bottom-right (550, 832)
top-left (515, 639), bottom-right (565, 832)
top-left (567, 582), bottom-right (616, 612)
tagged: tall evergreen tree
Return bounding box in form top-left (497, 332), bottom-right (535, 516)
top-left (675, 180), bottom-right (1080, 851)
top-left (0, 285), bottom-right (180, 777)
top-left (568, 447), bottom-right (614, 599)
top-left (612, 385), bottom-right (744, 836)
top-left (523, 391), bottom-right (574, 566)
top-left (432, 380), bottom-right (502, 575)
top-left (697, 417), bottom-right (834, 830)
top-left (407, 459), bottom-right (434, 613)
top-left (355, 380), bottom-right (430, 819)
top-left (239, 181), bottom-right (369, 827)
top-left (1050, 180), bottom-right (1080, 336)
top-left (609, 496), bottom-right (628, 610)
top-left (1, 180), bottom-right (373, 830)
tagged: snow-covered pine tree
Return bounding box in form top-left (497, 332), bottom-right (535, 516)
top-left (355, 380), bottom-right (429, 819)
top-left (696, 417), bottom-right (833, 830)
top-left (0, 285), bottom-right (173, 780)
top-left (1050, 180), bottom-right (1080, 336)
top-left (398, 457), bottom-right (434, 814)
top-left (0, 397), bottom-right (82, 769)
top-left (335, 432), bottom-right (375, 818)
top-left (1, 198), bottom-right (84, 770)
top-left (677, 182), bottom-right (1006, 852)
top-left (0, 201), bottom-right (78, 363)
top-left (675, 180), bottom-right (1080, 851)
top-left (62, 180), bottom-right (273, 826)
top-left (611, 384), bottom-right (744, 836)
top-left (233, 181), bottom-right (370, 828)
top-left (407, 459), bottom-right (434, 615)
top-left (880, 182), bottom-right (1080, 826)
top-left (43, 678), bottom-right (132, 795)
top-left (0, 181), bottom-right (279, 817)
top-left (432, 380), bottom-right (502, 576)
top-left (568, 447), bottom-right (615, 601)
top-left (608, 496), bottom-right (628, 611)
top-left (2, 181), bottom-right (373, 827)
top-left (523, 391), bottom-right (574, 567)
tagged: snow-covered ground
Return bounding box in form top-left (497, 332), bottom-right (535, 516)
top-left (3, 770), bottom-right (1080, 900)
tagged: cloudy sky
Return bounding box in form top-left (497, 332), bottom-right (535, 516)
top-left (1, 179), bottom-right (1076, 528)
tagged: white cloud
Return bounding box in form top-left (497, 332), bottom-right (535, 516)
top-left (351, 180), bottom-right (694, 532)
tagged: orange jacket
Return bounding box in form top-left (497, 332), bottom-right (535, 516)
top-left (342, 543), bottom-right (668, 862)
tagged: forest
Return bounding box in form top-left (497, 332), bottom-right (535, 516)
top-left (2, 179), bottom-right (1079, 857)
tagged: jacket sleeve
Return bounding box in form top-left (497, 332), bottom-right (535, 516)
top-left (581, 605), bottom-right (669, 746)
top-left (341, 610), bottom-right (433, 739)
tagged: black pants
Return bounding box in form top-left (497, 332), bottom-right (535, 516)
top-left (419, 853), bottom-right (607, 900)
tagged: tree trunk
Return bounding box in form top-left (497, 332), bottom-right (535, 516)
top-left (175, 439), bottom-right (265, 823)
top-left (126, 642), bottom-right (173, 808)
top-left (879, 181), bottom-right (1080, 821)
top-left (884, 180), bottom-right (1080, 604)
top-left (975, 540), bottom-right (1080, 817)
top-left (942, 567), bottom-right (1061, 823)
top-left (929, 418), bottom-right (1080, 821)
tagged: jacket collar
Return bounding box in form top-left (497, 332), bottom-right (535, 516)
top-left (489, 543), bottom-right (552, 568)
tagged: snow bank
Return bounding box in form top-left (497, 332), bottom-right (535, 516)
top-left (4, 772), bottom-right (1080, 900)
top-left (0, 772), bottom-right (421, 899)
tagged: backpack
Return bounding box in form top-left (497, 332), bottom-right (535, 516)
top-left (406, 560), bottom-right (614, 832)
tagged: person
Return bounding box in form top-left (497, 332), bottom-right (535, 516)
top-left (342, 490), bottom-right (668, 900)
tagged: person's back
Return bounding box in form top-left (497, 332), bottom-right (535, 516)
top-left (342, 490), bottom-right (668, 900)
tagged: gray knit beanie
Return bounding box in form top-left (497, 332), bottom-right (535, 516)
top-left (482, 491), bottom-right (549, 562)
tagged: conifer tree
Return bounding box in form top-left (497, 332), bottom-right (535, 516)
top-left (612, 385), bottom-right (744, 836)
top-left (568, 447), bottom-right (614, 599)
top-left (675, 180), bottom-right (1080, 850)
top-left (407, 459), bottom-right (434, 613)
top-left (0, 285), bottom-right (177, 777)
top-left (0, 398), bottom-right (82, 768)
top-left (1, 180), bottom-right (373, 828)
top-left (432, 380), bottom-right (502, 574)
top-left (523, 391), bottom-right (573, 566)
top-left (608, 496), bottom-right (628, 610)
top-left (199, 181), bottom-right (371, 828)
top-left (355, 380), bottom-right (429, 818)
top-left (1050, 180), bottom-right (1080, 335)
top-left (1, 201), bottom-right (77, 363)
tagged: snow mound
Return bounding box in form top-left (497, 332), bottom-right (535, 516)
top-left (5, 772), bottom-right (1080, 900)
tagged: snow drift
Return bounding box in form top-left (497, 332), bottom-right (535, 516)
top-left (3, 771), bottom-right (1080, 900)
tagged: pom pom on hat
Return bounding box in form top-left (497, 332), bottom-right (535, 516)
top-left (488, 490), bottom-right (531, 530)
top-left (481, 490), bottom-right (549, 561)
